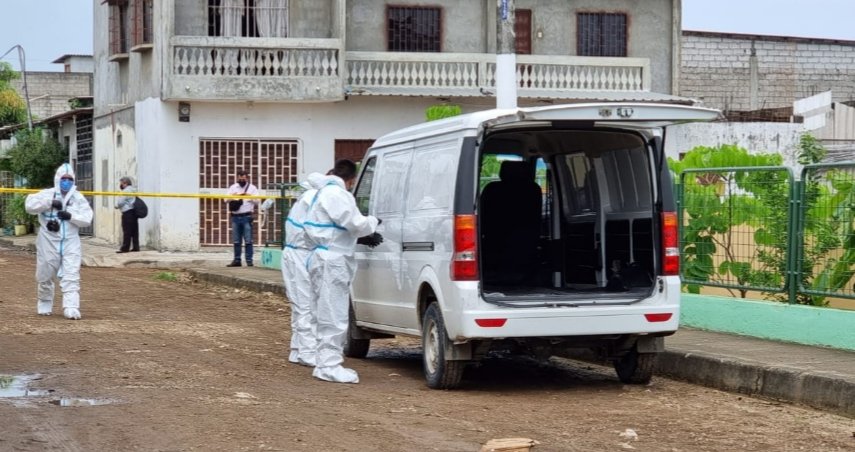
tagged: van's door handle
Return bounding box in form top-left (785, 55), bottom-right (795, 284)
top-left (402, 241), bottom-right (434, 252)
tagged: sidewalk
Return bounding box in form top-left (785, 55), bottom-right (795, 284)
top-left (2, 234), bottom-right (853, 418)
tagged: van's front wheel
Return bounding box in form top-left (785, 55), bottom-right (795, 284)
top-left (613, 346), bottom-right (657, 384)
top-left (422, 303), bottom-right (464, 389)
top-left (343, 304), bottom-right (370, 359)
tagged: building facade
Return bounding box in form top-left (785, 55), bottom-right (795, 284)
top-left (93, 0), bottom-right (683, 250)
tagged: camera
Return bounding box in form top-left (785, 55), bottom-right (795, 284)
top-left (46, 220), bottom-right (60, 233)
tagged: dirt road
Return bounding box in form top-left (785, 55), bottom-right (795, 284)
top-left (0, 246), bottom-right (853, 451)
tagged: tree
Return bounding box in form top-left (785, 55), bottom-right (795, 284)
top-left (0, 62), bottom-right (27, 127)
top-left (6, 128), bottom-right (66, 188)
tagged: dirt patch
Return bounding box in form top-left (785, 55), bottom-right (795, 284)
top-left (0, 246), bottom-right (853, 451)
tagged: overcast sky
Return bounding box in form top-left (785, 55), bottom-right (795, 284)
top-left (1, 0), bottom-right (854, 72)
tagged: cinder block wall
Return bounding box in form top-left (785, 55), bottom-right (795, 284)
top-left (10, 72), bottom-right (93, 120)
top-left (680, 31), bottom-right (855, 112)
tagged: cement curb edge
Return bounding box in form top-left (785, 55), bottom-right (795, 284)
top-left (656, 350), bottom-right (854, 418)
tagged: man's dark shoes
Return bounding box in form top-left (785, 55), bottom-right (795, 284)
top-left (247, 262), bottom-right (254, 267)
top-left (117, 250), bottom-right (129, 254)
top-left (226, 261), bottom-right (242, 267)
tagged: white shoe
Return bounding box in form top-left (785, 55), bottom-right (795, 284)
top-left (37, 301), bottom-right (53, 316)
top-left (63, 308), bottom-right (81, 320)
top-left (313, 365), bottom-right (359, 384)
top-left (297, 353), bottom-right (316, 367)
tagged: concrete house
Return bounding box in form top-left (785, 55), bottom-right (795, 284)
top-left (92, 0), bottom-right (685, 251)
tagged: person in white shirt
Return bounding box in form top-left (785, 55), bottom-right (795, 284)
top-left (225, 169), bottom-right (260, 267)
top-left (115, 176), bottom-right (139, 253)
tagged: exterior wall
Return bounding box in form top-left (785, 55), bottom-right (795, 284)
top-left (66, 56), bottom-right (95, 73)
top-left (681, 31), bottom-right (855, 111)
top-left (346, 0), bottom-right (675, 93)
top-left (665, 122), bottom-right (806, 169)
top-left (10, 72), bottom-right (92, 120)
top-left (126, 96), bottom-right (462, 250)
top-left (92, 107), bottom-right (137, 244)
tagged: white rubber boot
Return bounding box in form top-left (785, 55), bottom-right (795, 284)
top-left (37, 300), bottom-right (53, 316)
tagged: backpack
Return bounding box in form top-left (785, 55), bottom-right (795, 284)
top-left (133, 197), bottom-right (148, 219)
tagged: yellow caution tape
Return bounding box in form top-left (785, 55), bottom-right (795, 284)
top-left (0, 187), bottom-right (294, 200)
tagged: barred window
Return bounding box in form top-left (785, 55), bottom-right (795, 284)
top-left (133, 0), bottom-right (154, 46)
top-left (108, 1), bottom-right (130, 55)
top-left (387, 6), bottom-right (441, 52)
top-left (577, 13), bottom-right (627, 57)
top-left (208, 0), bottom-right (289, 38)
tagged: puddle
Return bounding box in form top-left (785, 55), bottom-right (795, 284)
top-left (1, 374), bottom-right (116, 407)
top-left (49, 398), bottom-right (115, 407)
top-left (0, 374), bottom-right (52, 398)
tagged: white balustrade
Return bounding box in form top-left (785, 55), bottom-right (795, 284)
top-left (346, 52), bottom-right (650, 93)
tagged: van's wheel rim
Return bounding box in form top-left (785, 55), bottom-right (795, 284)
top-left (424, 318), bottom-right (439, 375)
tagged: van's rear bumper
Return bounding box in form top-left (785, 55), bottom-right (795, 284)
top-left (453, 304), bottom-right (680, 339)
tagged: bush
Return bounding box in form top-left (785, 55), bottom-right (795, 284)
top-left (6, 128), bottom-right (66, 188)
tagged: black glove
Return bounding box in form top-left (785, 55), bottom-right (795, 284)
top-left (51, 200), bottom-right (63, 210)
top-left (357, 232), bottom-right (384, 248)
top-left (376, 218), bottom-right (382, 225)
top-left (57, 211), bottom-right (72, 221)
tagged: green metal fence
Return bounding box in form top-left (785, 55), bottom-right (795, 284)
top-left (677, 163), bottom-right (855, 305)
top-left (262, 182), bottom-right (302, 248)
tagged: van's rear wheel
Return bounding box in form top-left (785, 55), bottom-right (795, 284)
top-left (422, 303), bottom-right (464, 389)
top-left (614, 346), bottom-right (657, 384)
top-left (343, 304), bottom-right (370, 359)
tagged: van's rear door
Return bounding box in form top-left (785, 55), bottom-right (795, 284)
top-left (513, 103), bottom-right (721, 128)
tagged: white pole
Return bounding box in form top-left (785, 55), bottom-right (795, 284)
top-left (496, 0), bottom-right (517, 109)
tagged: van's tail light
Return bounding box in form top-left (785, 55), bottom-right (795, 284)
top-left (451, 214), bottom-right (478, 281)
top-left (662, 211), bottom-right (679, 276)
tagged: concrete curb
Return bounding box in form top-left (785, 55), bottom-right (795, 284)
top-left (187, 269), bottom-right (286, 296)
top-left (656, 350), bottom-right (855, 418)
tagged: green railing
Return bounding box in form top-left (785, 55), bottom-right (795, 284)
top-left (677, 163), bottom-right (855, 305)
top-left (262, 182), bottom-right (302, 248)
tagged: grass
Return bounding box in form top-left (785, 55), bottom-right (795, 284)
top-left (153, 271), bottom-right (178, 282)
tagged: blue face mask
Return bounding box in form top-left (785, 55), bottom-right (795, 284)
top-left (59, 179), bottom-right (74, 192)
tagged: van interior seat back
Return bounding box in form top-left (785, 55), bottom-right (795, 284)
top-left (480, 160), bottom-right (543, 285)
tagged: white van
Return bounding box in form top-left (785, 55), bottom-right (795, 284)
top-left (347, 103), bottom-right (720, 389)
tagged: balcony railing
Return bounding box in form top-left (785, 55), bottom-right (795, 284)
top-left (345, 52), bottom-right (651, 98)
top-left (165, 36), bottom-right (344, 101)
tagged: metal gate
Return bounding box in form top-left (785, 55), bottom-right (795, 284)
top-left (75, 113), bottom-right (94, 236)
top-left (198, 138), bottom-right (298, 246)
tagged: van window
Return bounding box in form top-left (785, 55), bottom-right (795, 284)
top-left (561, 154), bottom-right (596, 214)
top-left (406, 144), bottom-right (456, 211)
top-left (375, 150), bottom-right (412, 216)
top-left (354, 157), bottom-right (376, 215)
top-left (600, 147), bottom-right (652, 212)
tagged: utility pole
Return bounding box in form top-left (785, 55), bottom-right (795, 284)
top-left (495, 0), bottom-right (517, 109)
top-left (1, 45), bottom-right (33, 130)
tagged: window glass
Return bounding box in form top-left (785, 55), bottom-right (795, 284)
top-left (374, 150), bottom-right (412, 216)
top-left (577, 13), bottom-right (627, 57)
top-left (406, 145), bottom-right (456, 212)
top-left (563, 154), bottom-right (596, 214)
top-left (387, 6), bottom-right (441, 52)
top-left (354, 157), bottom-right (376, 215)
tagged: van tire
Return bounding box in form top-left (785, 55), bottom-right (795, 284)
top-left (343, 304), bottom-right (370, 359)
top-left (613, 346), bottom-right (656, 384)
top-left (422, 303), bottom-right (464, 389)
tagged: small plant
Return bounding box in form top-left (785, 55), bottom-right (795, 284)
top-left (154, 271), bottom-right (178, 282)
top-left (425, 104), bottom-right (461, 121)
top-left (7, 194), bottom-right (34, 228)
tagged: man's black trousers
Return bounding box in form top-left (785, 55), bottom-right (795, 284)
top-left (121, 210), bottom-right (140, 252)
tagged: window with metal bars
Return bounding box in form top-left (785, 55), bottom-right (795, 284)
top-left (133, 0), bottom-right (153, 46)
top-left (108, 2), bottom-right (130, 55)
top-left (577, 12), bottom-right (627, 57)
top-left (207, 0), bottom-right (289, 38)
top-left (387, 6), bottom-right (441, 52)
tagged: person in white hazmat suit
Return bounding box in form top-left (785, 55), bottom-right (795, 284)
top-left (25, 164), bottom-right (94, 319)
top-left (304, 160), bottom-right (382, 383)
top-left (281, 172), bottom-right (326, 367)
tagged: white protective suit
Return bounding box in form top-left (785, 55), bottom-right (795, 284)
top-left (281, 173), bottom-right (326, 366)
top-left (304, 175), bottom-right (379, 383)
top-left (25, 164), bottom-right (94, 319)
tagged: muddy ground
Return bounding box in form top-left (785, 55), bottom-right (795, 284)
top-left (0, 246), bottom-right (853, 451)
